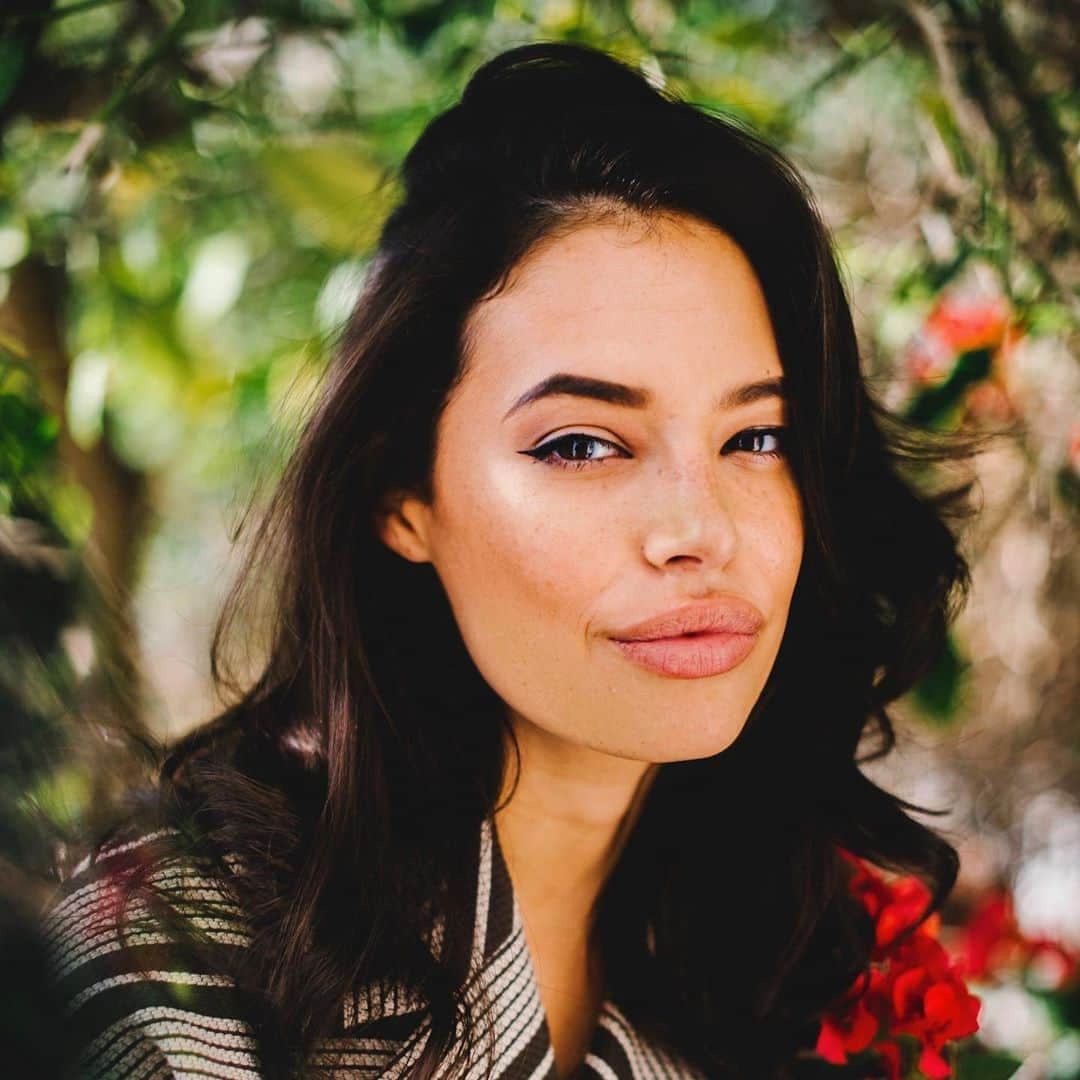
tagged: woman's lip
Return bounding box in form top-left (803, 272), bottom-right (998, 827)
top-left (610, 630), bottom-right (757, 679)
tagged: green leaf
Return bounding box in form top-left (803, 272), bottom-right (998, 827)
top-left (911, 629), bottom-right (970, 724)
top-left (1029, 979), bottom-right (1080, 1030)
top-left (894, 243), bottom-right (973, 303)
top-left (0, 32), bottom-right (29, 111)
top-left (1022, 302), bottom-right (1075, 337)
top-left (920, 87), bottom-right (976, 178)
top-left (259, 137), bottom-right (401, 254)
top-left (953, 1045), bottom-right (1023, 1080)
top-left (0, 392), bottom-right (60, 485)
top-left (19, 764), bottom-right (93, 832)
top-left (680, 73), bottom-right (782, 129)
top-left (904, 347), bottom-right (993, 428)
top-left (1057, 465), bottom-right (1080, 512)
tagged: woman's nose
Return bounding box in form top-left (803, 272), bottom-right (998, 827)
top-left (640, 457), bottom-right (738, 571)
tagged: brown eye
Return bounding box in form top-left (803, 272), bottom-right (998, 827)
top-left (723, 427), bottom-right (788, 458)
top-left (520, 433), bottom-right (629, 470)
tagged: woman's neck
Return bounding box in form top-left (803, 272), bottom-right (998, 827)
top-left (493, 712), bottom-right (658, 939)
top-left (492, 714), bottom-right (658, 1076)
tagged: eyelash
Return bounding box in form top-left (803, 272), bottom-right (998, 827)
top-left (522, 427), bottom-right (789, 471)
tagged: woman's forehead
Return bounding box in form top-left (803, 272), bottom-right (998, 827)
top-left (458, 218), bottom-right (783, 406)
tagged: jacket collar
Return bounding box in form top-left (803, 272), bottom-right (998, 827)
top-left (343, 816), bottom-right (704, 1079)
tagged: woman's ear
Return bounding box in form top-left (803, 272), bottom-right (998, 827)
top-left (374, 490), bottom-right (435, 565)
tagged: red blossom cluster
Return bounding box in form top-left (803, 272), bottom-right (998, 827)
top-left (815, 852), bottom-right (981, 1079)
top-left (903, 288), bottom-right (1023, 423)
top-left (953, 889), bottom-right (1078, 991)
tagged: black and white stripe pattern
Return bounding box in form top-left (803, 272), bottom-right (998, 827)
top-left (43, 818), bottom-right (705, 1078)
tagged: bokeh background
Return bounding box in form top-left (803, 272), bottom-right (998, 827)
top-left (1, 1), bottom-right (1077, 1076)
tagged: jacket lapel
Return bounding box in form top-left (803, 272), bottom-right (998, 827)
top-left (338, 817), bottom-right (701, 1079)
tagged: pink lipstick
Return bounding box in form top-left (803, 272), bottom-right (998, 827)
top-left (608, 598), bottom-right (763, 679)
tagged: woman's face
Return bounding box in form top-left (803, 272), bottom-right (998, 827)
top-left (379, 212), bottom-right (804, 763)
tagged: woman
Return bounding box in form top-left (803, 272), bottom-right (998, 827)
top-left (43, 39), bottom-right (980, 1080)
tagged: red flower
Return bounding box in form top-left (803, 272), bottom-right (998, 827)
top-left (905, 332), bottom-right (954, 386)
top-left (1024, 937), bottom-right (1079, 989)
top-left (955, 889), bottom-right (1079, 990)
top-left (954, 891), bottom-right (1019, 981)
top-left (902, 289), bottom-right (1024, 425)
top-left (875, 1040), bottom-right (903, 1079)
top-left (924, 292), bottom-right (1010, 354)
top-left (877, 877), bottom-right (937, 954)
top-left (815, 969), bottom-right (885, 1064)
top-left (818, 853), bottom-right (982, 1079)
top-left (842, 851), bottom-right (937, 956)
top-left (887, 933), bottom-right (981, 1067)
top-left (904, 290), bottom-right (1011, 387)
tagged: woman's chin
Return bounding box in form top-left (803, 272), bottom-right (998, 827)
top-left (590, 717), bottom-right (749, 764)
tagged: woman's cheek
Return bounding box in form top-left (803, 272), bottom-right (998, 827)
top-left (435, 467), bottom-right (593, 642)
top-left (754, 496), bottom-right (800, 560)
top-left (492, 490), bottom-right (613, 621)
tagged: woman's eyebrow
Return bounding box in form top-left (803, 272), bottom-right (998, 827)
top-left (502, 373), bottom-right (786, 420)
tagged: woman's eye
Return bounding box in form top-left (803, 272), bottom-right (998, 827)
top-left (520, 426), bottom-right (788, 471)
top-left (723, 427), bottom-right (788, 459)
top-left (521, 433), bottom-right (628, 470)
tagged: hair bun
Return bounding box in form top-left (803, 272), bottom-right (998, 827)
top-left (396, 42), bottom-right (671, 208)
top-left (460, 41), bottom-right (665, 116)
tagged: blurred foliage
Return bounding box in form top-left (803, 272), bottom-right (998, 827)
top-left (0, 0), bottom-right (1077, 1074)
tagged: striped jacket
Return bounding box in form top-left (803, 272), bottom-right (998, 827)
top-left (42, 816), bottom-right (708, 1079)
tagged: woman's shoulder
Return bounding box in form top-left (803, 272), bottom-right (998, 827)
top-left (42, 823), bottom-right (267, 1078)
